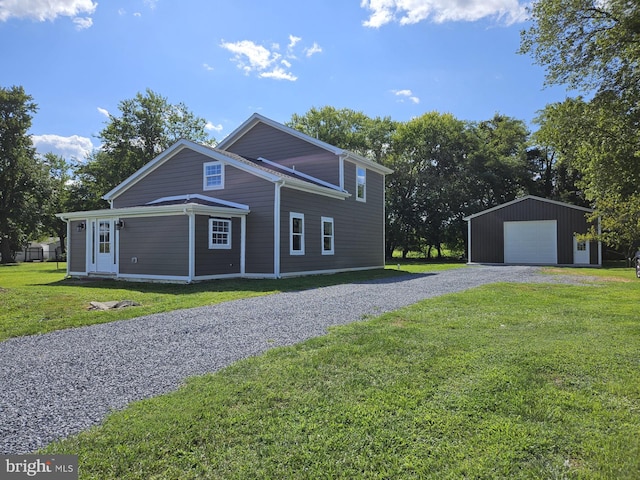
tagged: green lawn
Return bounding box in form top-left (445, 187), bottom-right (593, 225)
top-left (0, 261), bottom-right (464, 341)
top-left (39, 271), bottom-right (640, 479)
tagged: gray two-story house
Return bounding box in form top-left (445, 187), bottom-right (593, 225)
top-left (57, 113), bottom-right (393, 282)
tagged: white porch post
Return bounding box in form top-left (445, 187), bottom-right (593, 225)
top-left (188, 211), bottom-right (195, 282)
top-left (240, 215), bottom-right (246, 275)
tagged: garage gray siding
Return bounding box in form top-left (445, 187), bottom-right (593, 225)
top-left (195, 215), bottom-right (241, 276)
top-left (279, 161), bottom-right (385, 274)
top-left (118, 215), bottom-right (189, 277)
top-left (470, 198), bottom-right (597, 265)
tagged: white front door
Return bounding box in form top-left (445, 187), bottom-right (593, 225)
top-left (573, 235), bottom-right (590, 265)
top-left (96, 219), bottom-right (116, 273)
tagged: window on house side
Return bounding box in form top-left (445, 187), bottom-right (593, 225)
top-left (321, 217), bottom-right (334, 255)
top-left (209, 218), bottom-right (232, 249)
top-left (203, 162), bottom-right (224, 190)
top-left (290, 212), bottom-right (305, 255)
top-left (577, 240), bottom-right (587, 251)
top-left (356, 167), bottom-right (366, 202)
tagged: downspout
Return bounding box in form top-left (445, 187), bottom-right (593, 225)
top-left (274, 181), bottom-right (283, 278)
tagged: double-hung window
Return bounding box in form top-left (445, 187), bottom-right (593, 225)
top-left (290, 212), bottom-right (305, 255)
top-left (203, 161), bottom-right (224, 190)
top-left (356, 166), bottom-right (366, 202)
top-left (209, 218), bottom-right (232, 249)
top-left (321, 217), bottom-right (334, 255)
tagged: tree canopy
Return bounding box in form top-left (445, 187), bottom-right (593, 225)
top-left (78, 89), bottom-right (213, 205)
top-left (522, 0), bottom-right (640, 255)
top-left (0, 86), bottom-right (50, 263)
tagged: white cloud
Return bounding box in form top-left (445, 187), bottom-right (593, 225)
top-left (203, 63), bottom-right (214, 71)
top-left (305, 42), bottom-right (322, 57)
top-left (260, 67), bottom-right (297, 81)
top-left (0, 0), bottom-right (97, 23)
top-left (205, 122), bottom-right (223, 133)
top-left (72, 16), bottom-right (92, 29)
top-left (32, 134), bottom-right (95, 161)
top-left (393, 89), bottom-right (420, 104)
top-left (221, 39), bottom-right (299, 81)
top-left (361, 0), bottom-right (528, 27)
top-left (97, 107), bottom-right (109, 117)
top-left (221, 35), bottom-right (322, 81)
top-left (143, 0), bottom-right (158, 10)
top-left (288, 34), bottom-right (302, 49)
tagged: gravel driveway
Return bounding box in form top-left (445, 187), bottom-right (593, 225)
top-left (0, 265), bottom-right (587, 454)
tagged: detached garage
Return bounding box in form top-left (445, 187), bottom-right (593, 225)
top-left (464, 196), bottom-right (601, 266)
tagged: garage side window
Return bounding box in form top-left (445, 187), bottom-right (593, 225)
top-left (290, 212), bottom-right (305, 255)
top-left (209, 218), bottom-right (231, 249)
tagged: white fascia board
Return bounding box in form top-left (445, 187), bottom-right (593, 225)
top-left (146, 194), bottom-right (249, 211)
top-left (463, 195), bottom-right (594, 221)
top-left (258, 157), bottom-right (344, 192)
top-left (281, 179), bottom-right (350, 200)
top-left (342, 152), bottom-right (393, 175)
top-left (103, 139), bottom-right (281, 202)
top-left (57, 203), bottom-right (250, 221)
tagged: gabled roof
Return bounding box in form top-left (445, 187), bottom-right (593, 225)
top-left (463, 195), bottom-right (594, 221)
top-left (102, 138), bottom-right (350, 202)
top-left (217, 113), bottom-right (393, 175)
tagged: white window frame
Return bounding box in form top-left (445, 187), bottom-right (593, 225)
top-left (356, 166), bottom-right (366, 202)
top-left (290, 212), bottom-right (305, 255)
top-left (208, 218), bottom-right (232, 249)
top-left (321, 217), bottom-right (334, 255)
top-left (203, 161), bottom-right (224, 191)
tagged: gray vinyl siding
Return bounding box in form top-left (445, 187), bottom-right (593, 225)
top-left (225, 123), bottom-right (325, 161)
top-left (69, 221), bottom-right (86, 272)
top-left (195, 215), bottom-right (241, 276)
top-left (118, 216), bottom-right (189, 277)
top-left (275, 153), bottom-right (341, 186)
top-left (470, 198), bottom-right (597, 265)
top-left (279, 161), bottom-right (385, 274)
top-left (113, 149), bottom-right (226, 208)
top-left (111, 149), bottom-right (276, 275)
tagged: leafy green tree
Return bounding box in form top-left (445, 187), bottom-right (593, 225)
top-left (287, 106), bottom-right (397, 163)
top-left (466, 114), bottom-right (533, 210)
top-left (520, 0), bottom-right (640, 99)
top-left (0, 86), bottom-right (51, 263)
top-left (40, 153), bottom-right (75, 254)
top-left (78, 89), bottom-right (212, 202)
top-left (388, 112), bottom-right (470, 258)
top-left (521, 0), bottom-right (640, 254)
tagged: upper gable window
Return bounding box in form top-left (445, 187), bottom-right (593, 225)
top-left (356, 166), bottom-right (366, 202)
top-left (203, 161), bottom-right (224, 190)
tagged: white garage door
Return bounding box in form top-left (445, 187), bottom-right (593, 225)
top-left (504, 220), bottom-right (558, 264)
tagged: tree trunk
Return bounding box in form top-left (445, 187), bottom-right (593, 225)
top-left (0, 237), bottom-right (15, 264)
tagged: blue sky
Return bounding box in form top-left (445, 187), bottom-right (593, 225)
top-left (0, 0), bottom-right (570, 162)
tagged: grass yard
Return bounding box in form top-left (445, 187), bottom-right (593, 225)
top-left (0, 261), bottom-right (464, 341)
top-left (40, 269), bottom-right (640, 479)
